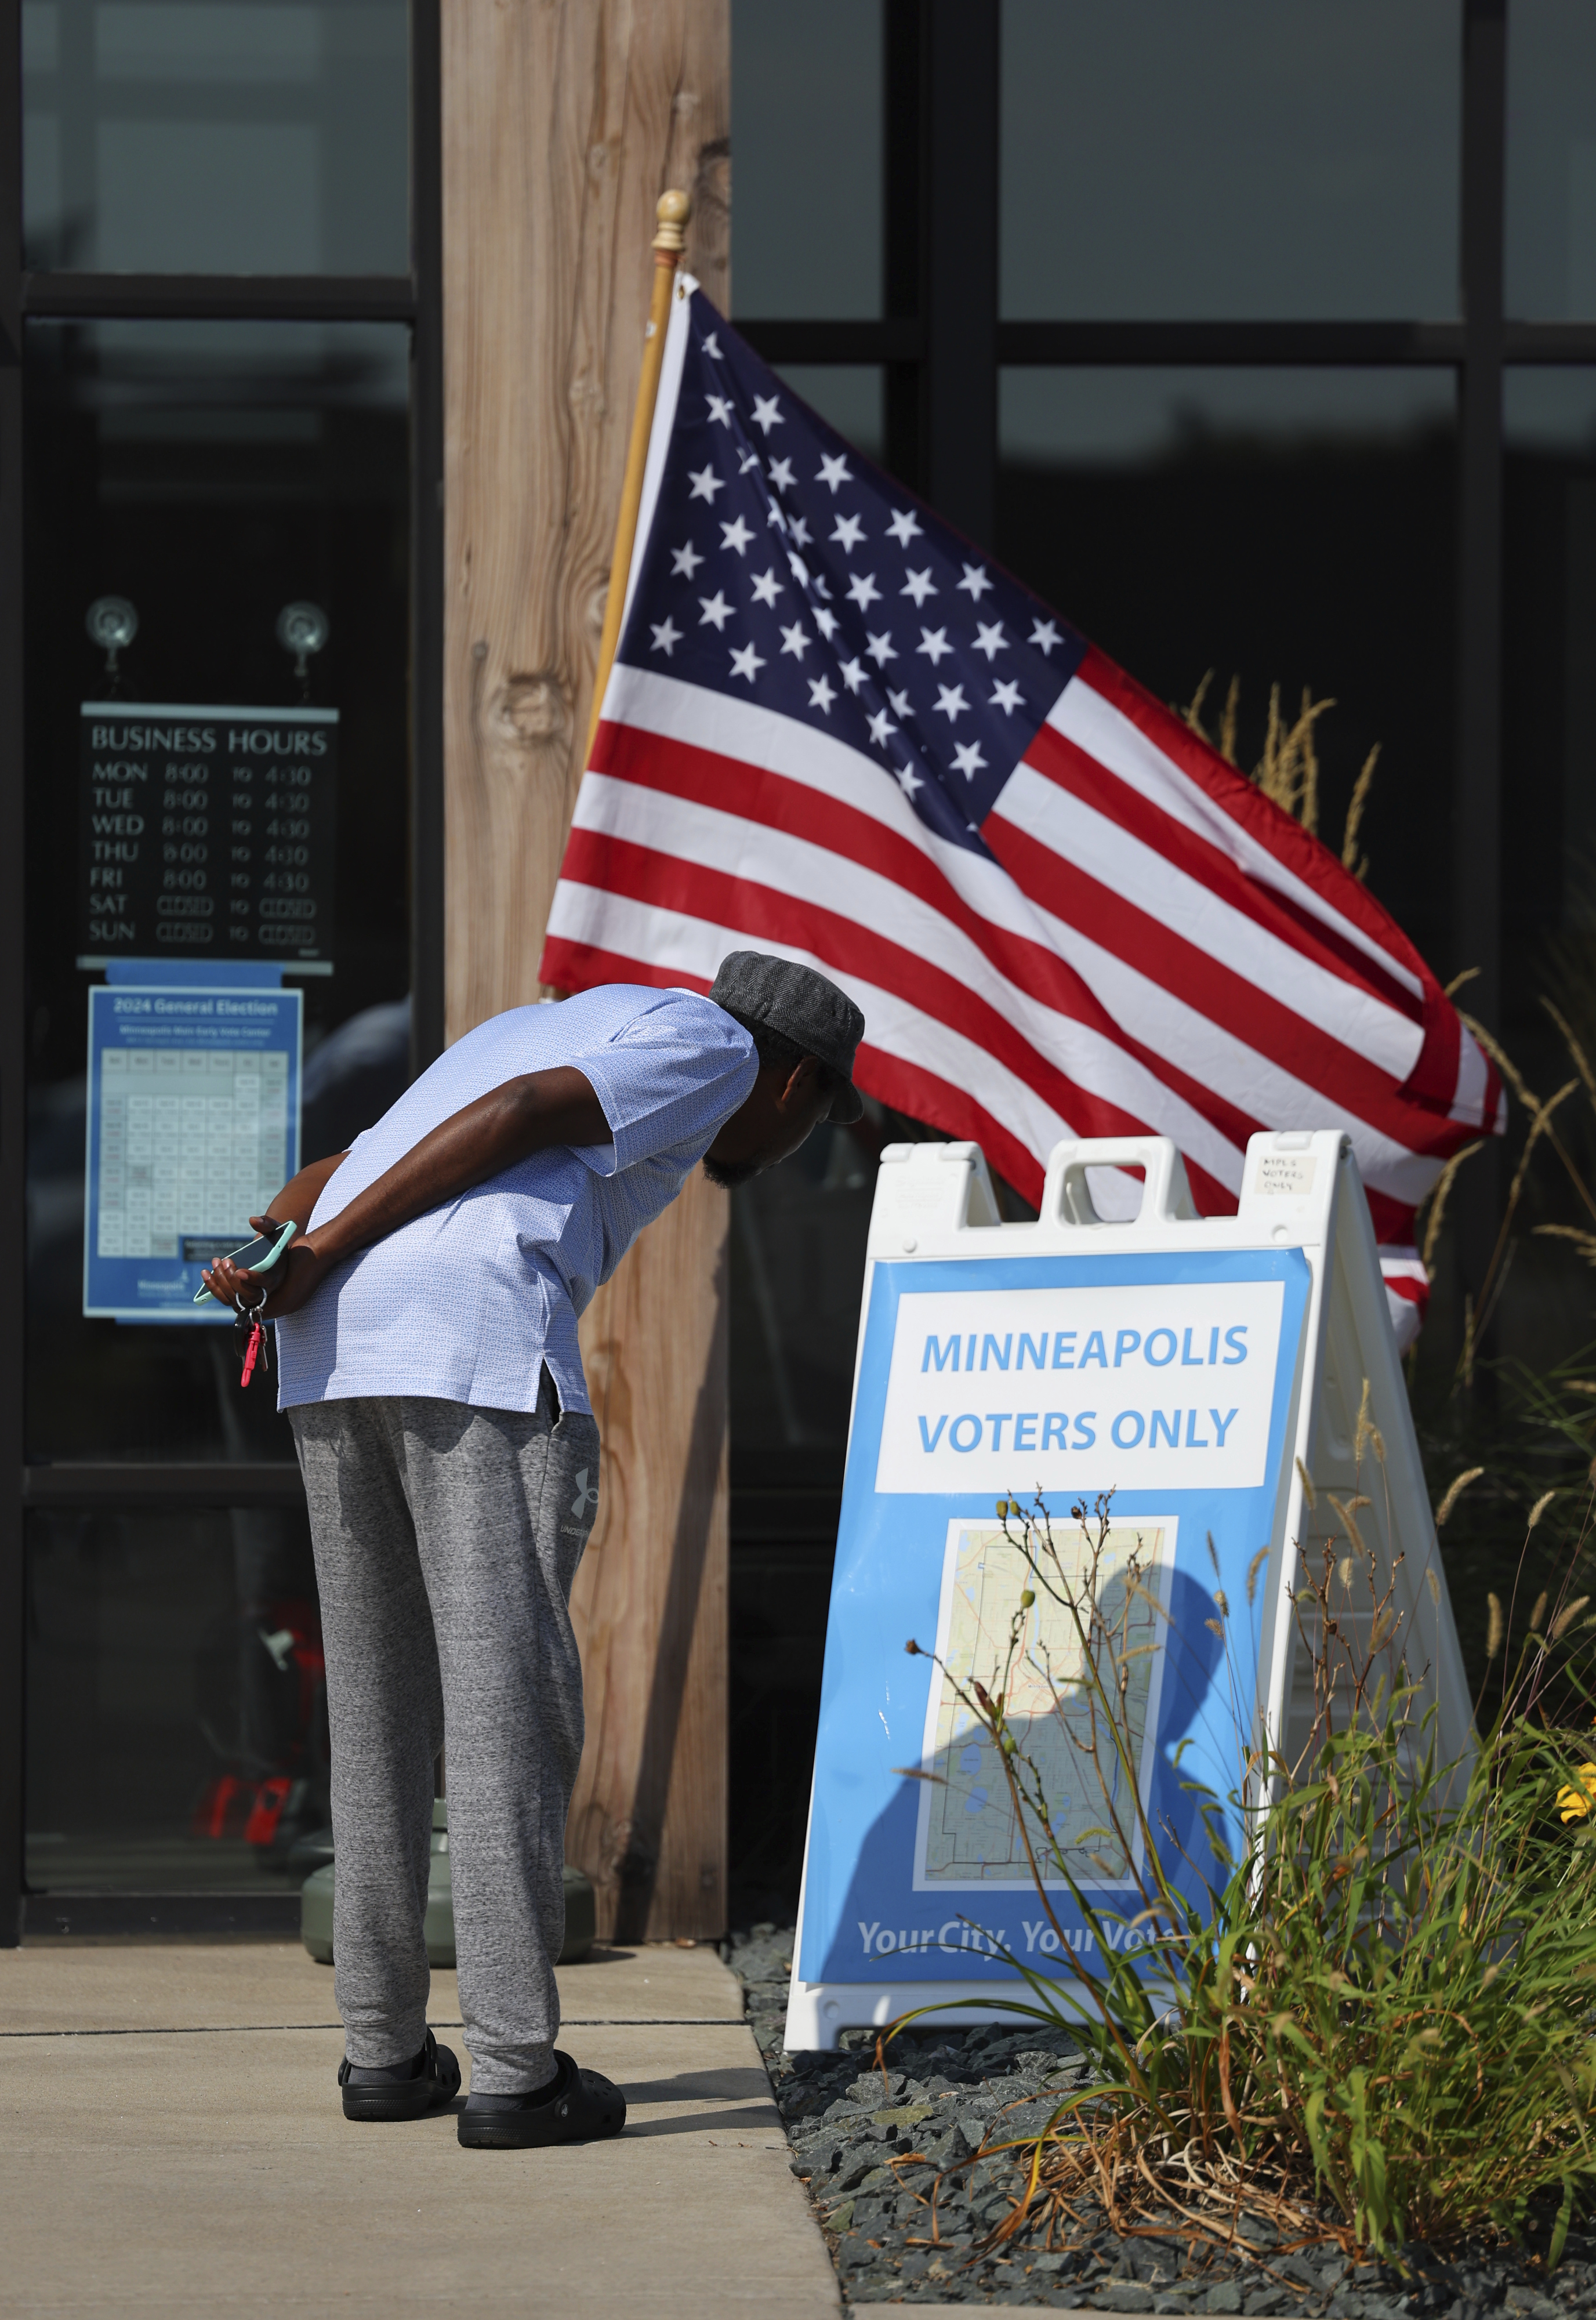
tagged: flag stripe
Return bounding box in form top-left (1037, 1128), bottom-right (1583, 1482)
top-left (591, 665), bottom-right (1448, 1150)
top-left (584, 724), bottom-right (1268, 1155)
top-left (1066, 657), bottom-right (1484, 1137)
top-left (583, 711), bottom-right (1472, 1201)
top-left (556, 818), bottom-right (1246, 1201)
top-left (549, 831), bottom-right (1428, 1248)
top-left (545, 908), bottom-right (1060, 1207)
top-left (985, 798), bottom-right (1449, 1176)
top-left (543, 881), bottom-right (1094, 1201)
top-left (1027, 706), bottom-right (1424, 1061)
top-left (1069, 650), bottom-right (1428, 1010)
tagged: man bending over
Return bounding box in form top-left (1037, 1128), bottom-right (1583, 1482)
top-left (202, 952), bottom-right (865, 2151)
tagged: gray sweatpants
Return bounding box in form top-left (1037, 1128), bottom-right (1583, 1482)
top-left (289, 1376), bottom-right (600, 2091)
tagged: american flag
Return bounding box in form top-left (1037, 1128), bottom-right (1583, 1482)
top-left (541, 281), bottom-right (1501, 1347)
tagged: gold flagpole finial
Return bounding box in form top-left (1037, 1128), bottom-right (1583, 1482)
top-left (652, 188), bottom-right (691, 255)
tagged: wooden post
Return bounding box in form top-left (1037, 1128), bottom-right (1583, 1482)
top-left (441, 0), bottom-right (732, 1940)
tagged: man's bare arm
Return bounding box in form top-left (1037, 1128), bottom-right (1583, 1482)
top-left (202, 1065), bottom-right (610, 1318)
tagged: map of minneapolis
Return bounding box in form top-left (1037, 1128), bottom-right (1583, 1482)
top-left (917, 1520), bottom-right (1170, 1888)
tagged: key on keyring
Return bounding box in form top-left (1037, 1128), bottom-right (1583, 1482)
top-left (236, 1300), bottom-right (265, 1388)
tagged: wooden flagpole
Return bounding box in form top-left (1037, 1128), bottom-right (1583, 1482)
top-left (583, 188), bottom-right (691, 764)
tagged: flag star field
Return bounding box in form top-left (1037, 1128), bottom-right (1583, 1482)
top-left (623, 313), bottom-right (1081, 855)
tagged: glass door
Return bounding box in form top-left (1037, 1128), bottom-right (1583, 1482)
top-left (6, 0), bottom-right (441, 1920)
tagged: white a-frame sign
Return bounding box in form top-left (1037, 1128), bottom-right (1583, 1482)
top-left (785, 1129), bottom-right (1471, 2052)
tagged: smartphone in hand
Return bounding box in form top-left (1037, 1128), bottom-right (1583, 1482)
top-left (194, 1218), bottom-right (298, 1304)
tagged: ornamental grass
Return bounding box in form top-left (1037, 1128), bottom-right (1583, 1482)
top-left (895, 1481), bottom-right (1596, 2264)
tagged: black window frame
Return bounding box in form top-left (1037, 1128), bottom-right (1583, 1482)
top-left (737, 0), bottom-right (1596, 1042)
top-left (0, 0), bottom-right (445, 1940)
top-left (4, 0), bottom-right (1588, 1938)
top-left (725, 0), bottom-right (1584, 1829)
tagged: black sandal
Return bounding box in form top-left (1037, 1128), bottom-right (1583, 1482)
top-left (456, 2050), bottom-right (626, 2149)
top-left (339, 2028), bottom-right (461, 2122)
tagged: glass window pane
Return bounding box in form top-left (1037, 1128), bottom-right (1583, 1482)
top-left (731, 1122), bottom-right (875, 1458)
top-left (23, 0), bottom-right (409, 274)
top-left (727, 1104), bottom-right (1029, 1470)
top-left (998, 368), bottom-right (1457, 969)
top-left (1001, 0), bottom-right (1461, 320)
top-left (727, 1531), bottom-right (833, 1915)
top-left (26, 1507), bottom-right (327, 1895)
top-left (1503, 370), bottom-right (1596, 1047)
top-left (25, 320), bottom-right (414, 1462)
top-left (769, 364), bottom-right (883, 463)
top-left (1506, 1), bottom-right (1596, 319)
top-left (730, 0), bottom-right (882, 318)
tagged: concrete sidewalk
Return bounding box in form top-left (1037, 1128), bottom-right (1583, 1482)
top-left (0, 1935), bottom-right (843, 2318)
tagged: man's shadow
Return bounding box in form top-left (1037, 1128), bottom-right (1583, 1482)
top-left (804, 1563), bottom-right (1239, 1987)
top-left (425, 2065), bottom-right (778, 2139)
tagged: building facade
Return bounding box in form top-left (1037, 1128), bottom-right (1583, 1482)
top-left (2, 0), bottom-right (1591, 1937)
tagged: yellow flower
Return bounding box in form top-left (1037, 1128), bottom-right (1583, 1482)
top-left (1557, 1763), bottom-right (1596, 1822)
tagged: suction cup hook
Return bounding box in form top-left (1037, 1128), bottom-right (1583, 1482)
top-left (86, 596), bottom-right (138, 695)
top-left (276, 600), bottom-right (329, 701)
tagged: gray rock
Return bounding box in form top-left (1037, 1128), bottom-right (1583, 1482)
top-left (732, 1927), bottom-right (1586, 2320)
top-left (833, 2230), bottom-right (879, 2272)
top-left (795, 2137), bottom-right (843, 2173)
top-left (849, 2069), bottom-right (907, 2104)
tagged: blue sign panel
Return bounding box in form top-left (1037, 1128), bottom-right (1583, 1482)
top-left (797, 1245), bottom-right (1311, 1986)
top-left (83, 973), bottom-right (302, 1322)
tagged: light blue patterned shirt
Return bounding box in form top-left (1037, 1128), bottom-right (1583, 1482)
top-left (275, 985), bottom-right (757, 1416)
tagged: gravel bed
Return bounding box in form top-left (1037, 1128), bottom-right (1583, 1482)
top-left (722, 1925), bottom-right (1596, 2313)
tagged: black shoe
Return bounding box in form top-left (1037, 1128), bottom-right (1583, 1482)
top-left (456, 2050), bottom-right (626, 2149)
top-left (338, 2028), bottom-right (462, 2122)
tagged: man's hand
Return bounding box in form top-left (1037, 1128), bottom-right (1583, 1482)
top-left (200, 1152), bottom-right (350, 1317)
top-left (203, 1235), bottom-right (332, 1322)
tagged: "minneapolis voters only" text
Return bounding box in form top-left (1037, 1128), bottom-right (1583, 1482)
top-left (875, 1279), bottom-right (1287, 1492)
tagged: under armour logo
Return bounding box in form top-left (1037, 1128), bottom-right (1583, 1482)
top-left (570, 1468), bottom-right (599, 1521)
